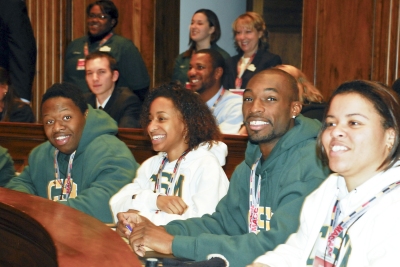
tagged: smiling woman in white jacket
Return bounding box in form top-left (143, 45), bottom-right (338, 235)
top-left (249, 80), bottom-right (400, 267)
top-left (110, 141), bottom-right (228, 225)
top-left (110, 83), bottom-right (229, 226)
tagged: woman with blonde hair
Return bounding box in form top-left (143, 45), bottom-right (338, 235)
top-left (223, 12), bottom-right (281, 90)
top-left (277, 64), bottom-right (326, 121)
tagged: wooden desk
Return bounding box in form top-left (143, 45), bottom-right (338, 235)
top-left (0, 187), bottom-right (141, 266)
top-left (0, 123), bottom-right (248, 178)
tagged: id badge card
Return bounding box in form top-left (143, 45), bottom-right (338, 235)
top-left (249, 205), bottom-right (259, 233)
top-left (76, 58), bottom-right (86, 70)
top-left (313, 250), bottom-right (336, 267)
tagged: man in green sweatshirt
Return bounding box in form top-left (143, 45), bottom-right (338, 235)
top-left (117, 69), bottom-right (330, 267)
top-left (6, 82), bottom-right (138, 223)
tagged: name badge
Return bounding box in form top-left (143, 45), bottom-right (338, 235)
top-left (247, 64), bottom-right (256, 72)
top-left (76, 58), bottom-right (86, 70)
top-left (99, 45), bottom-right (111, 52)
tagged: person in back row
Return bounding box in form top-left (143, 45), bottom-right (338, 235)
top-left (0, 0), bottom-right (36, 103)
top-left (64, 0), bottom-right (149, 101)
top-left (188, 49), bottom-right (243, 134)
top-left (250, 80), bottom-right (400, 267)
top-left (173, 9), bottom-right (230, 86)
top-left (0, 67), bottom-right (34, 122)
top-left (110, 83), bottom-right (229, 225)
top-left (117, 69), bottom-right (330, 267)
top-left (276, 64), bottom-right (326, 122)
top-left (223, 12), bottom-right (281, 90)
top-left (85, 51), bottom-right (141, 128)
top-left (0, 145), bottom-right (15, 187)
top-left (6, 82), bottom-right (138, 223)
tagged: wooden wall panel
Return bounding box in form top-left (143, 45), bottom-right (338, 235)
top-left (303, 0), bottom-right (400, 100)
top-left (26, 0), bottom-right (67, 121)
top-left (302, 0), bottom-right (318, 85)
top-left (371, 0), bottom-right (400, 84)
top-left (139, 0), bottom-right (155, 81)
top-left (154, 0), bottom-right (180, 86)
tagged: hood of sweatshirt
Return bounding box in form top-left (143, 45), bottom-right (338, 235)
top-left (158, 141), bottom-right (228, 167)
top-left (74, 104), bottom-right (118, 156)
top-left (244, 114), bottom-right (322, 169)
top-left (194, 141), bottom-right (228, 166)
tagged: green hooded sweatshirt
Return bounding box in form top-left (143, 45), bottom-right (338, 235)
top-left (0, 146), bottom-right (15, 187)
top-left (165, 115), bottom-right (330, 267)
top-left (6, 105), bottom-right (138, 222)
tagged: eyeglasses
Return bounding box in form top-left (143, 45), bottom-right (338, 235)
top-left (88, 13), bottom-right (109, 20)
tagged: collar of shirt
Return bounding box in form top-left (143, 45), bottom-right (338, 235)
top-left (97, 94), bottom-right (112, 109)
top-left (206, 86), bottom-right (224, 109)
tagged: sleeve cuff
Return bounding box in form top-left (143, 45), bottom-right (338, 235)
top-left (171, 235), bottom-right (197, 260)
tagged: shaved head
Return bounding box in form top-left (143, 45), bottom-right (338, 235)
top-left (248, 68), bottom-right (299, 102)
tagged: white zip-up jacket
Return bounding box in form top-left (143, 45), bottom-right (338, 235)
top-left (110, 141), bottom-right (229, 225)
top-left (253, 162), bottom-right (400, 266)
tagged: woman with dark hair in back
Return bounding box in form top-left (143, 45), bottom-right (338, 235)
top-left (0, 67), bottom-right (34, 122)
top-left (172, 9), bottom-right (230, 86)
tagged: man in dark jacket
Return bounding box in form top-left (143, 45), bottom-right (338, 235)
top-left (84, 51), bottom-right (141, 128)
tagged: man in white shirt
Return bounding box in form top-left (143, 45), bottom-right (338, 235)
top-left (187, 49), bottom-right (243, 134)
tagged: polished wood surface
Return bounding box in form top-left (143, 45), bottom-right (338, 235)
top-left (302, 0), bottom-right (400, 100)
top-left (0, 187), bottom-right (141, 267)
top-left (0, 122), bottom-right (247, 178)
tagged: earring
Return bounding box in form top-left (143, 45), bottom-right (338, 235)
top-left (292, 115), bottom-right (296, 119)
top-left (183, 129), bottom-right (188, 143)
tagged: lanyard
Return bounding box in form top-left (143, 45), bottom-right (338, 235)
top-left (325, 179), bottom-right (400, 258)
top-left (235, 53), bottom-right (256, 89)
top-left (54, 149), bottom-right (76, 200)
top-left (154, 150), bottom-right (190, 195)
top-left (210, 88), bottom-right (225, 113)
top-left (83, 32), bottom-right (114, 56)
top-left (249, 153), bottom-right (262, 233)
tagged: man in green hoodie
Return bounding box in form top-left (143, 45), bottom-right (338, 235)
top-left (118, 69), bottom-right (330, 267)
top-left (6, 82), bottom-right (138, 223)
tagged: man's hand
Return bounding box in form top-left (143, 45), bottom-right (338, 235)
top-left (116, 210), bottom-right (142, 238)
top-left (156, 195), bottom-right (187, 215)
top-left (129, 215), bottom-right (174, 257)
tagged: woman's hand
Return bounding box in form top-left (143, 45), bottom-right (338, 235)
top-left (156, 195), bottom-right (187, 214)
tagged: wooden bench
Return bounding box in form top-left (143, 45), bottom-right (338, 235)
top-left (0, 122), bottom-right (248, 178)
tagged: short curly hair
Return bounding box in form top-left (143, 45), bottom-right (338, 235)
top-left (41, 82), bottom-right (88, 114)
top-left (141, 82), bottom-right (221, 150)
